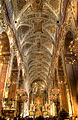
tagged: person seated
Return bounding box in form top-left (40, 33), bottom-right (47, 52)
top-left (14, 117), bottom-right (17, 120)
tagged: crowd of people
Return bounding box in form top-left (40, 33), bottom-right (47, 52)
top-left (0, 116), bottom-right (78, 120)
top-left (14, 116), bottom-right (57, 120)
top-left (0, 116), bottom-right (57, 120)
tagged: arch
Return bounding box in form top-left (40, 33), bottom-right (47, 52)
top-left (17, 24), bottom-right (30, 34)
top-left (28, 59), bottom-right (50, 68)
top-left (31, 78), bottom-right (47, 87)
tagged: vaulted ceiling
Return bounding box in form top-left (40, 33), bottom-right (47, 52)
top-left (6, 0), bottom-right (61, 95)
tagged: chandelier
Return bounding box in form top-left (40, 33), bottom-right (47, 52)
top-left (52, 87), bottom-right (60, 95)
top-left (50, 95), bottom-right (57, 101)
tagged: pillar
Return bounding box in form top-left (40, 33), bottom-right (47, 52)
top-left (58, 55), bottom-right (69, 112)
top-left (61, 51), bottom-right (73, 115)
top-left (0, 58), bottom-right (9, 116)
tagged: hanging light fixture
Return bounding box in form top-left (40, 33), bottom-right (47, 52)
top-left (50, 95), bottom-right (56, 100)
top-left (52, 87), bottom-right (60, 95)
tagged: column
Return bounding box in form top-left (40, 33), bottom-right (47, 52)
top-left (58, 55), bottom-right (69, 112)
top-left (3, 50), bottom-right (14, 99)
top-left (0, 58), bottom-right (9, 115)
top-left (61, 51), bottom-right (73, 115)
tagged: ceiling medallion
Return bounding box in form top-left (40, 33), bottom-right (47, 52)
top-left (34, 21), bottom-right (42, 33)
top-left (31, 0), bottom-right (43, 11)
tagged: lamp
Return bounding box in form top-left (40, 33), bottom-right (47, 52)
top-left (50, 95), bottom-right (56, 100)
top-left (52, 87), bottom-right (60, 95)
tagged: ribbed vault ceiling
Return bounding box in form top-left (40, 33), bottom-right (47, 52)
top-left (11, 0), bottom-right (60, 95)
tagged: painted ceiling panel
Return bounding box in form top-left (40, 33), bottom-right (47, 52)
top-left (9, 0), bottom-right (60, 95)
